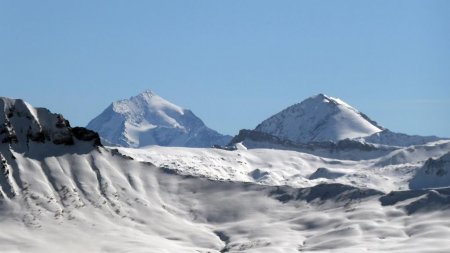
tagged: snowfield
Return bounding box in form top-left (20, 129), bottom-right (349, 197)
top-left (2, 96), bottom-right (450, 252)
top-left (117, 140), bottom-right (450, 193)
top-left (1, 146), bottom-right (450, 253)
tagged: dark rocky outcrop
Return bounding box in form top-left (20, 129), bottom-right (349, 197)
top-left (71, 127), bottom-right (102, 146)
top-left (0, 97), bottom-right (102, 149)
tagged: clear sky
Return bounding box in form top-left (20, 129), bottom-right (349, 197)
top-left (1, 1), bottom-right (449, 137)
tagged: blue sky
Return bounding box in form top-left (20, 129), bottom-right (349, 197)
top-left (1, 1), bottom-right (449, 137)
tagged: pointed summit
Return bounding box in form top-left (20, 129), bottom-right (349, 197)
top-left (141, 89), bottom-right (155, 95)
top-left (87, 90), bottom-right (231, 148)
top-left (137, 90), bottom-right (155, 99)
top-left (111, 91), bottom-right (185, 121)
top-left (313, 93), bottom-right (328, 99)
top-left (136, 90), bottom-right (160, 101)
top-left (255, 94), bottom-right (384, 143)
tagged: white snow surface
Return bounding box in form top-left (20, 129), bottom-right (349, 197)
top-left (117, 140), bottom-right (450, 193)
top-left (2, 96), bottom-right (450, 252)
top-left (255, 94), bottom-right (383, 143)
top-left (1, 143), bottom-right (450, 253)
top-left (86, 90), bottom-right (231, 148)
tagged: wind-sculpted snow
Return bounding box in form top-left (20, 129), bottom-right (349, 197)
top-left (87, 90), bottom-right (231, 148)
top-left (117, 140), bottom-right (450, 194)
top-left (2, 96), bottom-right (450, 252)
top-left (2, 147), bottom-right (450, 252)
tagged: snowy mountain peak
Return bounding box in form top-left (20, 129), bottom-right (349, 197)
top-left (87, 90), bottom-right (231, 148)
top-left (0, 97), bottom-right (100, 153)
top-left (112, 91), bottom-right (185, 118)
top-left (135, 89), bottom-right (157, 102)
top-left (312, 93), bottom-right (353, 108)
top-left (255, 94), bottom-right (384, 143)
top-left (312, 93), bottom-right (330, 101)
top-left (141, 89), bottom-right (155, 96)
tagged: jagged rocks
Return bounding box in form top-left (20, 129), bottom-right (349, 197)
top-left (1, 120), bottom-right (18, 144)
top-left (0, 97), bottom-right (102, 148)
top-left (71, 127), bottom-right (101, 146)
top-left (410, 152), bottom-right (450, 189)
top-left (0, 152), bottom-right (8, 176)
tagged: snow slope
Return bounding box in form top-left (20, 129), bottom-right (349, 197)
top-left (3, 145), bottom-right (450, 253)
top-left (2, 97), bottom-right (450, 252)
top-left (410, 152), bottom-right (450, 189)
top-left (255, 94), bottom-right (383, 143)
top-left (117, 140), bottom-right (450, 193)
top-left (87, 90), bottom-right (231, 148)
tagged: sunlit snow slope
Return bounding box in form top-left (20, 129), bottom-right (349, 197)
top-left (236, 94), bottom-right (445, 148)
top-left (117, 140), bottom-right (450, 193)
top-left (87, 91), bottom-right (231, 148)
top-left (255, 94), bottom-right (383, 143)
top-left (2, 97), bottom-right (450, 253)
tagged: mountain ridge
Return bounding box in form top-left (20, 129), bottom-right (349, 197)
top-left (0, 97), bottom-right (100, 152)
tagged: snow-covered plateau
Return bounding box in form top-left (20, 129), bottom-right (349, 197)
top-left (117, 140), bottom-right (450, 193)
top-left (1, 96), bottom-right (450, 252)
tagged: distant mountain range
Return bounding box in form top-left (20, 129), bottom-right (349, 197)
top-left (87, 92), bottom-right (445, 150)
top-left (1, 94), bottom-right (450, 252)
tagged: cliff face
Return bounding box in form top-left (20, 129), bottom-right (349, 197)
top-left (0, 97), bottom-right (100, 153)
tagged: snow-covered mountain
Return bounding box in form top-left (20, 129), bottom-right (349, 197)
top-left (255, 94), bottom-right (384, 143)
top-left (0, 96), bottom-right (101, 198)
top-left (2, 96), bottom-right (450, 252)
top-left (86, 90), bottom-right (231, 148)
top-left (233, 94), bottom-right (445, 149)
